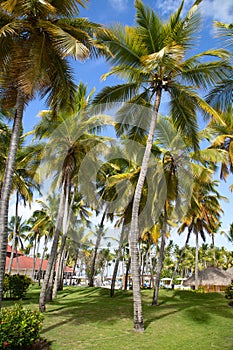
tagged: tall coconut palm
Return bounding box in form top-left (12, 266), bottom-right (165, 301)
top-left (37, 85), bottom-right (110, 311)
top-left (93, 0), bottom-right (230, 330)
top-left (0, 0), bottom-right (103, 307)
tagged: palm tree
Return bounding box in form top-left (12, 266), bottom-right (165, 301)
top-left (8, 215), bottom-right (29, 272)
top-left (37, 84), bottom-right (110, 311)
top-left (27, 206), bottom-right (55, 285)
top-left (52, 191), bottom-right (91, 298)
top-left (0, 0), bottom-right (103, 307)
top-left (178, 169), bottom-right (225, 290)
top-left (93, 0), bottom-right (230, 331)
top-left (89, 211), bottom-right (107, 287)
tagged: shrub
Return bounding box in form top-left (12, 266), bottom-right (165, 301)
top-left (3, 274), bottom-right (32, 300)
top-left (225, 282), bottom-right (233, 300)
top-left (0, 303), bottom-right (44, 349)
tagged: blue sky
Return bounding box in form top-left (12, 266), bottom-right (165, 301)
top-left (20, 0), bottom-right (233, 249)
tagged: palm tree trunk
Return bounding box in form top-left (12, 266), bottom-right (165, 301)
top-left (130, 88), bottom-right (162, 331)
top-left (89, 211), bottom-right (106, 287)
top-left (110, 224), bottom-right (125, 297)
top-left (52, 188), bottom-right (74, 299)
top-left (172, 226), bottom-right (192, 280)
top-left (124, 256), bottom-right (131, 290)
top-left (195, 230), bottom-right (199, 291)
top-left (72, 249), bottom-right (79, 276)
top-left (152, 205), bottom-right (167, 306)
top-left (149, 249), bottom-right (154, 288)
top-left (0, 92), bottom-right (25, 308)
top-left (46, 265), bottom-right (55, 303)
top-left (32, 237), bottom-right (37, 281)
top-left (39, 182), bottom-right (66, 312)
top-left (8, 191), bottom-right (19, 274)
top-left (212, 234), bottom-right (216, 267)
top-left (38, 235), bottom-right (48, 286)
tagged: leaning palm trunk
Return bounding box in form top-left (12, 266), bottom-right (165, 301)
top-left (211, 234), bottom-right (216, 267)
top-left (124, 256), bottom-right (131, 290)
top-left (110, 224), bottom-right (125, 297)
top-left (52, 187), bottom-right (74, 299)
top-left (39, 182), bottom-right (67, 312)
top-left (38, 235), bottom-right (48, 286)
top-left (149, 249), bottom-right (154, 288)
top-left (195, 230), bottom-right (199, 290)
top-left (72, 249), bottom-right (79, 277)
top-left (46, 264), bottom-right (55, 303)
top-left (130, 89), bottom-right (162, 331)
top-left (0, 92), bottom-right (25, 308)
top-left (89, 211), bottom-right (106, 287)
top-left (59, 250), bottom-right (69, 290)
top-left (152, 206), bottom-right (167, 306)
top-left (8, 191), bottom-right (19, 274)
top-left (32, 238), bottom-right (38, 281)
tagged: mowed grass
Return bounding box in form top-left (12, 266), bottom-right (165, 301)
top-left (3, 286), bottom-right (233, 350)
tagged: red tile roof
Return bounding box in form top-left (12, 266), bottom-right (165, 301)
top-left (7, 244), bottom-right (23, 255)
top-left (5, 255), bottom-right (73, 272)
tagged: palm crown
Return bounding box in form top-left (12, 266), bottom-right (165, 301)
top-left (94, 0), bottom-right (231, 150)
top-left (0, 0), bottom-right (101, 109)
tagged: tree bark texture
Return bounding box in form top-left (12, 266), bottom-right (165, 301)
top-left (129, 88), bottom-right (162, 331)
top-left (39, 182), bottom-right (66, 311)
top-left (152, 206), bottom-right (167, 306)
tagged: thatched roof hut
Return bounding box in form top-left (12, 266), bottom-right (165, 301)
top-left (226, 268), bottom-right (233, 279)
top-left (183, 267), bottom-right (232, 292)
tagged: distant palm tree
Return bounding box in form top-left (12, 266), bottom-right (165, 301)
top-left (8, 216), bottom-right (29, 273)
top-left (37, 84), bottom-right (110, 311)
top-left (178, 171), bottom-right (225, 290)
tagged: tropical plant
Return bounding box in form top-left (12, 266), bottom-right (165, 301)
top-left (178, 169), bottom-right (225, 290)
top-left (93, 0), bottom-right (230, 331)
top-left (8, 215), bottom-right (30, 272)
top-left (0, 0), bottom-right (102, 307)
top-left (36, 84), bottom-right (110, 311)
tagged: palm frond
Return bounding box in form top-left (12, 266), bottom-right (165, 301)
top-left (135, 0), bottom-right (164, 54)
top-left (205, 77), bottom-right (233, 112)
top-left (97, 25), bottom-right (142, 67)
top-left (91, 83), bottom-right (139, 112)
top-left (169, 84), bottom-right (200, 150)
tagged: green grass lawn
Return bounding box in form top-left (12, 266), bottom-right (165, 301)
top-left (2, 286), bottom-right (233, 350)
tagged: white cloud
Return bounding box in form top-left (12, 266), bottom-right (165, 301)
top-left (156, 0), bottom-right (233, 23)
top-left (200, 0), bottom-right (233, 23)
top-left (109, 0), bottom-right (128, 12)
top-left (155, 0), bottom-right (193, 17)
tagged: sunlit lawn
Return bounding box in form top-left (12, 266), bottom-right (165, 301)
top-left (3, 285), bottom-right (233, 350)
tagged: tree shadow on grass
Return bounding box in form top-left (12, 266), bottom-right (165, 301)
top-left (39, 287), bottom-right (233, 336)
top-left (143, 289), bottom-right (233, 330)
